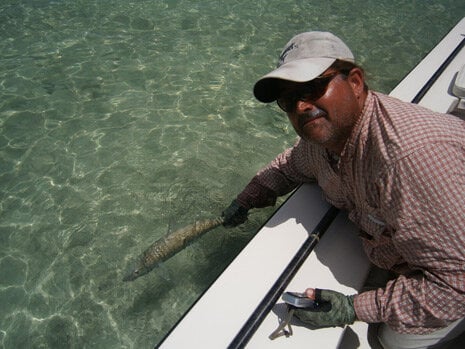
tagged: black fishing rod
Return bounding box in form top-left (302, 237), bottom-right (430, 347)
top-left (227, 205), bottom-right (340, 349)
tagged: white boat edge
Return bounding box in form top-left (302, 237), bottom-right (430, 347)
top-left (157, 17), bottom-right (465, 349)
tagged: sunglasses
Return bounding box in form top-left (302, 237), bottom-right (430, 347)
top-left (276, 72), bottom-right (343, 113)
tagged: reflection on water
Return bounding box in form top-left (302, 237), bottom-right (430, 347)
top-left (0, 0), bottom-right (463, 347)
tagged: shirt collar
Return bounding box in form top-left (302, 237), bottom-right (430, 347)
top-left (339, 90), bottom-right (375, 163)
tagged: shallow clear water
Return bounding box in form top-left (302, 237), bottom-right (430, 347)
top-left (0, 0), bottom-right (463, 348)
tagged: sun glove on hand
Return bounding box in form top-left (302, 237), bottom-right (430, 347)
top-left (294, 289), bottom-right (356, 329)
top-left (222, 199), bottom-right (249, 227)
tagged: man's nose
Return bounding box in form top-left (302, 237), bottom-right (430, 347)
top-left (295, 99), bottom-right (316, 113)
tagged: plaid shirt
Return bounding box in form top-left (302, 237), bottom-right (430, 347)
top-left (237, 91), bottom-right (465, 334)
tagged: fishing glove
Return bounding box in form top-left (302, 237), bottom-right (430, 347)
top-left (222, 199), bottom-right (248, 227)
top-left (294, 289), bottom-right (356, 329)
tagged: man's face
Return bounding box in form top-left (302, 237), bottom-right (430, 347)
top-left (278, 69), bottom-right (365, 154)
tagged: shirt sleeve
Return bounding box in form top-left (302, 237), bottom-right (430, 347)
top-left (236, 139), bottom-right (315, 209)
top-left (354, 141), bottom-right (465, 334)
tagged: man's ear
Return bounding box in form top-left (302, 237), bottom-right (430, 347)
top-left (347, 68), bottom-right (365, 95)
top-left (347, 68), bottom-right (367, 108)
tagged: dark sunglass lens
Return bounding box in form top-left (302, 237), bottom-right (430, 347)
top-left (277, 99), bottom-right (286, 111)
top-left (299, 74), bottom-right (335, 101)
top-left (277, 73), bottom-right (338, 112)
top-left (277, 93), bottom-right (294, 112)
top-left (306, 78), bottom-right (330, 99)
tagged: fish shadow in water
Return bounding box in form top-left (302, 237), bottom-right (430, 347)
top-left (126, 277), bottom-right (175, 314)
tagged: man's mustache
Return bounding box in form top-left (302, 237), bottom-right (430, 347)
top-left (297, 108), bottom-right (327, 129)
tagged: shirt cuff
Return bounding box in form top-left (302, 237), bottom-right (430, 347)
top-left (354, 291), bottom-right (383, 323)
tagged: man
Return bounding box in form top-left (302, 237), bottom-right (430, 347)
top-left (222, 31), bottom-right (465, 348)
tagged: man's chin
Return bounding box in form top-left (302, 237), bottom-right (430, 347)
top-left (299, 125), bottom-right (332, 146)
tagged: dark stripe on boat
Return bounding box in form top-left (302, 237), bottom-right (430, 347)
top-left (412, 36), bottom-right (465, 104)
top-left (228, 205), bottom-right (340, 349)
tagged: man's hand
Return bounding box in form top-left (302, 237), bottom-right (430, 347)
top-left (222, 200), bottom-right (249, 227)
top-left (294, 288), bottom-right (356, 328)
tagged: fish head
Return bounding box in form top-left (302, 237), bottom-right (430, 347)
top-left (122, 263), bottom-right (150, 282)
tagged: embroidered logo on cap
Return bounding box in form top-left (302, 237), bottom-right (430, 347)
top-left (278, 43), bottom-right (297, 67)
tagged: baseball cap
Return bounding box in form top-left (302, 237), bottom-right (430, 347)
top-left (253, 31), bottom-right (355, 103)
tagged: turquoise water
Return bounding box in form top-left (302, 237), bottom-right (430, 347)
top-left (0, 0), bottom-right (464, 347)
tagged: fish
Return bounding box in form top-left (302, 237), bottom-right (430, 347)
top-left (123, 217), bottom-right (224, 282)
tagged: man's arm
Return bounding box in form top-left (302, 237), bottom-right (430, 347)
top-left (223, 139), bottom-right (315, 226)
top-left (355, 142), bottom-right (465, 334)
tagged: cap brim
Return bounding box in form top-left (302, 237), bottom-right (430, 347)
top-left (253, 57), bottom-right (336, 103)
